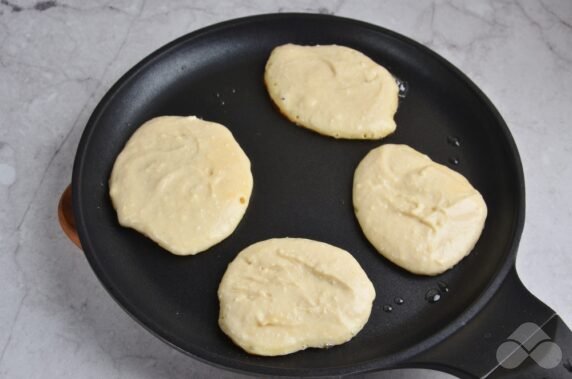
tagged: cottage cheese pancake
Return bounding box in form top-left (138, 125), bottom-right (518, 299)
top-left (353, 144), bottom-right (487, 275)
top-left (109, 116), bottom-right (253, 256)
top-left (265, 44), bottom-right (399, 139)
top-left (218, 238), bottom-right (376, 356)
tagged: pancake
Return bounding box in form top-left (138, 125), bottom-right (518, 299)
top-left (109, 116), bottom-right (253, 256)
top-left (353, 144), bottom-right (487, 275)
top-left (218, 238), bottom-right (376, 356)
top-left (265, 44), bottom-right (399, 139)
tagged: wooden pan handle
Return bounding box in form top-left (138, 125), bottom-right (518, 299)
top-left (58, 184), bottom-right (82, 249)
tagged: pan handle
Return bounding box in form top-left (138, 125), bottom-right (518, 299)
top-left (58, 184), bottom-right (82, 249)
top-left (398, 267), bottom-right (572, 378)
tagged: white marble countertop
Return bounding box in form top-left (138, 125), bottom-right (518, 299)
top-left (1, 1), bottom-right (570, 378)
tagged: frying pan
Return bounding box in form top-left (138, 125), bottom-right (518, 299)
top-left (59, 13), bottom-right (572, 378)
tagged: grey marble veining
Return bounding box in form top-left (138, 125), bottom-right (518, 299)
top-left (0, 1), bottom-right (570, 378)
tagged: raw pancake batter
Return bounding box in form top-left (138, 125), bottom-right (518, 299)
top-left (353, 144), bottom-right (487, 275)
top-left (265, 44), bottom-right (399, 139)
top-left (109, 116), bottom-right (253, 256)
top-left (218, 238), bottom-right (376, 356)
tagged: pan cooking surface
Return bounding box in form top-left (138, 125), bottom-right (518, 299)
top-left (73, 14), bottom-right (524, 375)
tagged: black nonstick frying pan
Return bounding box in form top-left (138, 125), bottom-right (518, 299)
top-left (61, 13), bottom-right (572, 378)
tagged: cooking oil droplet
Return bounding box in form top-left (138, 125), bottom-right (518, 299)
top-left (437, 281), bottom-right (449, 293)
top-left (447, 136), bottom-right (461, 147)
top-left (383, 304), bottom-right (393, 313)
top-left (449, 157), bottom-right (460, 165)
top-left (394, 297), bottom-right (404, 305)
top-left (396, 78), bottom-right (409, 98)
top-left (425, 289), bottom-right (441, 303)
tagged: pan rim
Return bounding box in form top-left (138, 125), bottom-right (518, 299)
top-left (72, 12), bottom-right (526, 376)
